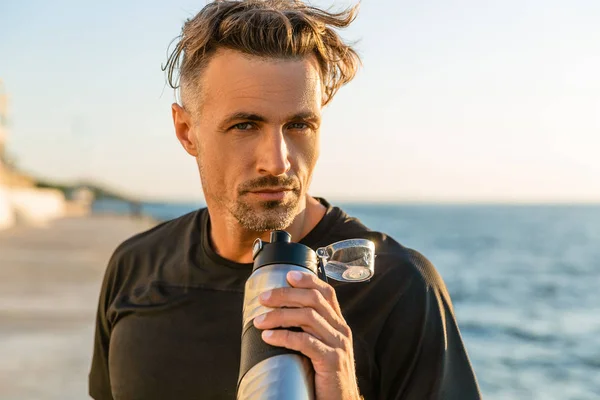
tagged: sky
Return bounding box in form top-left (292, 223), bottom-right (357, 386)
top-left (1, 0), bottom-right (599, 203)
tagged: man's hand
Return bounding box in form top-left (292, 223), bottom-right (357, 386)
top-left (254, 270), bottom-right (361, 400)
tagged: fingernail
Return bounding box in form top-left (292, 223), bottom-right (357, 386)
top-left (262, 330), bottom-right (274, 339)
top-left (260, 290), bottom-right (271, 301)
top-left (289, 271), bottom-right (302, 282)
top-left (254, 313), bottom-right (266, 324)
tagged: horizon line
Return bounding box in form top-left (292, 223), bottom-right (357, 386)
top-left (136, 196), bottom-right (600, 207)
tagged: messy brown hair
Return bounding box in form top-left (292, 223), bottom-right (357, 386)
top-left (162, 0), bottom-right (361, 108)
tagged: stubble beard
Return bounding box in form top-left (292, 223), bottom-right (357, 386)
top-left (231, 193), bottom-right (301, 232)
top-left (199, 160), bottom-right (303, 232)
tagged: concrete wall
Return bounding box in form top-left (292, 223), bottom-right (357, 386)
top-left (0, 186), bottom-right (15, 230)
top-left (0, 186), bottom-right (66, 229)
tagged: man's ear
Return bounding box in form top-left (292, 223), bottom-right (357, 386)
top-left (172, 103), bottom-right (199, 157)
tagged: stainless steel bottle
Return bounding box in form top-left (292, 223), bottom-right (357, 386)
top-left (237, 230), bottom-right (376, 399)
top-left (237, 230), bottom-right (317, 400)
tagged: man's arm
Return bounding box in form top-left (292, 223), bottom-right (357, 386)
top-left (376, 250), bottom-right (481, 400)
top-left (88, 252), bottom-right (119, 400)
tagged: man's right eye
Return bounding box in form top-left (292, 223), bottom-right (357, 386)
top-left (232, 122), bottom-right (254, 131)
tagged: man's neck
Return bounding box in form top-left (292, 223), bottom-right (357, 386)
top-left (207, 196), bottom-right (327, 264)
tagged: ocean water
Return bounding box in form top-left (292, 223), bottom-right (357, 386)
top-left (93, 200), bottom-right (600, 399)
top-left (341, 204), bottom-right (600, 400)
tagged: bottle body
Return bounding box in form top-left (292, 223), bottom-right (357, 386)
top-left (237, 263), bottom-right (316, 400)
top-left (237, 352), bottom-right (313, 400)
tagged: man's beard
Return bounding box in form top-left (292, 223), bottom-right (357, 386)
top-left (231, 175), bottom-right (302, 232)
top-left (199, 158), bottom-right (303, 231)
top-left (231, 195), bottom-right (300, 232)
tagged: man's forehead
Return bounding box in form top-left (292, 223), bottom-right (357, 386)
top-left (203, 49), bottom-right (321, 88)
top-left (206, 47), bottom-right (321, 71)
top-left (191, 48), bottom-right (323, 115)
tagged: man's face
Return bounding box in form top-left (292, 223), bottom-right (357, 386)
top-left (179, 49), bottom-right (322, 231)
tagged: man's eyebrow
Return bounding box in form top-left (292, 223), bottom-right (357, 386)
top-left (221, 112), bottom-right (267, 126)
top-left (220, 111), bottom-right (321, 126)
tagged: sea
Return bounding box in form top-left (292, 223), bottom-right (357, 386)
top-left (93, 200), bottom-right (600, 399)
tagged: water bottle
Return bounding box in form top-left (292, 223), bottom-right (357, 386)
top-left (237, 230), bottom-right (375, 399)
top-left (237, 230), bottom-right (317, 399)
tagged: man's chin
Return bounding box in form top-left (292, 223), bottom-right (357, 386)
top-left (245, 190), bottom-right (300, 209)
top-left (233, 198), bottom-right (299, 232)
top-left (261, 199), bottom-right (289, 210)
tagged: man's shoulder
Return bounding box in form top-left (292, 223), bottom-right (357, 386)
top-left (371, 233), bottom-right (449, 301)
top-left (360, 233), bottom-right (455, 318)
top-left (328, 205), bottom-right (450, 304)
top-left (109, 208), bottom-right (203, 266)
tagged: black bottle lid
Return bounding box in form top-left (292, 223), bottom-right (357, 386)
top-left (252, 230), bottom-right (317, 274)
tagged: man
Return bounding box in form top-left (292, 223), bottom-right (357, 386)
top-left (89, 1), bottom-right (481, 399)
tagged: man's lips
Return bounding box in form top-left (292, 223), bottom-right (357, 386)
top-left (247, 187), bottom-right (294, 201)
top-left (249, 187), bottom-right (293, 193)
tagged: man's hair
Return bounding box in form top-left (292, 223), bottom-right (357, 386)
top-left (163, 0), bottom-right (361, 107)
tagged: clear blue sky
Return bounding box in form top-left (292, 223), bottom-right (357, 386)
top-left (1, 0), bottom-right (599, 203)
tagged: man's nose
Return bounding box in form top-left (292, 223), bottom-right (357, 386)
top-left (256, 128), bottom-right (291, 176)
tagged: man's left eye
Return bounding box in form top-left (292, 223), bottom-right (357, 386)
top-left (288, 122), bottom-right (308, 130)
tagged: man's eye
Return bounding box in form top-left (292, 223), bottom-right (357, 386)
top-left (232, 122), bottom-right (254, 130)
top-left (288, 122), bottom-right (309, 130)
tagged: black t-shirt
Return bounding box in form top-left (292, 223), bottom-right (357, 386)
top-left (89, 199), bottom-right (481, 399)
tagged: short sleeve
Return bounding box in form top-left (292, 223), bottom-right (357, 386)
top-left (375, 250), bottom-right (481, 400)
top-left (88, 251), bottom-right (120, 400)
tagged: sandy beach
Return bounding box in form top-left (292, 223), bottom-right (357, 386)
top-left (0, 215), bottom-right (156, 400)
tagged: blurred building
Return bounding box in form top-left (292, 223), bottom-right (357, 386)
top-left (0, 79), bottom-right (67, 230)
